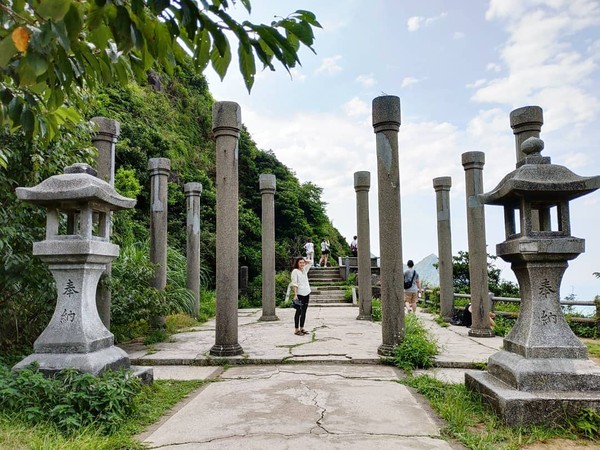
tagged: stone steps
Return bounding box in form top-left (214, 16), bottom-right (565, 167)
top-left (308, 268), bottom-right (351, 305)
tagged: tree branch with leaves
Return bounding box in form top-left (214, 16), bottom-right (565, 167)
top-left (0, 0), bottom-right (320, 163)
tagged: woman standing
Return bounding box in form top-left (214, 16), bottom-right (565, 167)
top-left (291, 256), bottom-right (312, 335)
top-left (319, 238), bottom-right (330, 267)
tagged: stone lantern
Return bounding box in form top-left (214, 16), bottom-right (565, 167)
top-left (466, 136), bottom-right (600, 425)
top-left (13, 163), bottom-right (151, 379)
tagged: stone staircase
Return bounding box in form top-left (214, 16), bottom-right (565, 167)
top-left (308, 267), bottom-right (352, 306)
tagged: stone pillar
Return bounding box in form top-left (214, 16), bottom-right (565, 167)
top-left (433, 176), bottom-right (454, 322)
top-left (510, 106), bottom-right (543, 163)
top-left (91, 117), bottom-right (119, 329)
top-left (239, 266), bottom-right (249, 294)
top-left (259, 174), bottom-right (278, 322)
top-left (462, 152), bottom-right (494, 337)
top-left (372, 96), bottom-right (404, 355)
top-left (354, 171), bottom-right (373, 321)
top-left (148, 158), bottom-right (170, 292)
top-left (185, 182), bottom-right (202, 319)
top-left (210, 101), bottom-right (243, 356)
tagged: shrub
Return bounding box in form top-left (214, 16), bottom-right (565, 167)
top-left (275, 271), bottom-right (291, 306)
top-left (371, 299), bottom-right (382, 322)
top-left (0, 365), bottom-right (142, 434)
top-left (198, 290), bottom-right (216, 323)
top-left (394, 314), bottom-right (438, 371)
top-left (570, 408), bottom-right (600, 439)
top-left (344, 286), bottom-right (353, 302)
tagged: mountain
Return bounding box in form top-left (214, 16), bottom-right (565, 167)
top-left (407, 254), bottom-right (440, 288)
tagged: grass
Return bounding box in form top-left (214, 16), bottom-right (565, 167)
top-left (394, 314), bottom-right (439, 371)
top-left (0, 379), bottom-right (204, 449)
top-left (402, 374), bottom-right (597, 449)
top-left (585, 341), bottom-right (600, 358)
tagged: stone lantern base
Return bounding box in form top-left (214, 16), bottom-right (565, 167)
top-left (466, 353), bottom-right (600, 426)
top-left (13, 346), bottom-right (130, 376)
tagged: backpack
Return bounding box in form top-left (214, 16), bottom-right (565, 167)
top-left (403, 270), bottom-right (416, 289)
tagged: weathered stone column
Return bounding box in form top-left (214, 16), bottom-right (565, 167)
top-left (185, 182), bottom-right (202, 319)
top-left (210, 101), bottom-right (243, 356)
top-left (462, 152), bottom-right (494, 337)
top-left (372, 96), bottom-right (404, 355)
top-left (259, 174), bottom-right (278, 322)
top-left (510, 106), bottom-right (543, 163)
top-left (148, 158), bottom-right (170, 292)
top-left (354, 171), bottom-right (372, 320)
top-left (91, 117), bottom-right (119, 329)
top-left (433, 176), bottom-right (454, 322)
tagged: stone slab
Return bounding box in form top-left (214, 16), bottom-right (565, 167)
top-left (141, 364), bottom-right (454, 449)
top-left (414, 368), bottom-right (475, 384)
top-left (152, 366), bottom-right (222, 380)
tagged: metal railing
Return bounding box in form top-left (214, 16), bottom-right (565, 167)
top-left (426, 292), bottom-right (598, 325)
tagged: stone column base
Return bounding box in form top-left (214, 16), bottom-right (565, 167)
top-left (258, 315), bottom-right (279, 322)
top-left (377, 343), bottom-right (396, 356)
top-left (468, 328), bottom-right (495, 338)
top-left (13, 345), bottom-right (130, 376)
top-left (466, 370), bottom-right (600, 426)
top-left (210, 343), bottom-right (243, 356)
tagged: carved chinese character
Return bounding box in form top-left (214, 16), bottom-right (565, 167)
top-left (59, 309), bottom-right (76, 323)
top-left (541, 310), bottom-right (557, 325)
top-left (63, 279), bottom-right (79, 297)
top-left (538, 279), bottom-right (556, 298)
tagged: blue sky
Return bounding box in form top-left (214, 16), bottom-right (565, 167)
top-left (206, 0), bottom-right (600, 303)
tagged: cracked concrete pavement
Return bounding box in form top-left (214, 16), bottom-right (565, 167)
top-left (123, 306), bottom-right (503, 449)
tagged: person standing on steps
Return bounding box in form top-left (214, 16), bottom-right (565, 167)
top-left (319, 238), bottom-right (330, 267)
top-left (403, 259), bottom-right (422, 313)
top-left (303, 237), bottom-right (315, 266)
top-left (350, 236), bottom-right (358, 257)
top-left (291, 256), bottom-right (312, 335)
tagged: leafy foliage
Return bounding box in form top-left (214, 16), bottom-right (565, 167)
top-left (0, 0), bottom-right (321, 147)
top-left (393, 314), bottom-right (438, 371)
top-left (0, 364), bottom-right (142, 434)
top-left (452, 250), bottom-right (520, 297)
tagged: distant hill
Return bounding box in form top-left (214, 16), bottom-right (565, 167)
top-left (405, 254), bottom-right (439, 288)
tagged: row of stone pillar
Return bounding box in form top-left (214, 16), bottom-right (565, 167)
top-left (363, 98), bottom-right (545, 353)
top-left (90, 119), bottom-right (204, 328)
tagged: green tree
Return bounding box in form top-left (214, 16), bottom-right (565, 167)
top-left (0, 0), bottom-right (320, 156)
top-left (452, 250), bottom-right (519, 297)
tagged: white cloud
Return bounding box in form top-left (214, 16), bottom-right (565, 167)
top-left (473, 2), bottom-right (600, 132)
top-left (356, 73), bottom-right (377, 87)
top-left (466, 78), bottom-right (488, 89)
top-left (453, 31), bottom-right (465, 39)
top-left (290, 68), bottom-right (307, 82)
top-left (315, 55), bottom-right (343, 75)
top-left (343, 97), bottom-right (370, 118)
top-left (486, 63), bottom-right (502, 72)
top-left (401, 77), bottom-right (420, 88)
top-left (407, 12), bottom-right (447, 31)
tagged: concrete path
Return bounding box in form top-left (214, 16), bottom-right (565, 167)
top-left (122, 306), bottom-right (504, 449)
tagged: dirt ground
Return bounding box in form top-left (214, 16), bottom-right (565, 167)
top-left (522, 438), bottom-right (597, 449)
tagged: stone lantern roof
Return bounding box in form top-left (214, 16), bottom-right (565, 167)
top-left (480, 137), bottom-right (600, 207)
top-left (16, 163), bottom-right (135, 211)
